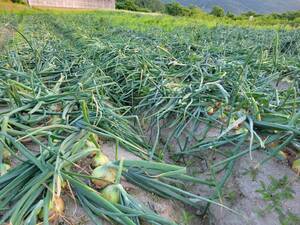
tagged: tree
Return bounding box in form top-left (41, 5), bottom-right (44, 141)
top-left (165, 2), bottom-right (191, 16)
top-left (116, 0), bottom-right (139, 11)
top-left (226, 11), bottom-right (235, 19)
top-left (210, 5), bottom-right (225, 17)
top-left (134, 0), bottom-right (165, 12)
top-left (241, 11), bottom-right (257, 17)
top-left (188, 5), bottom-right (204, 16)
top-left (11, 0), bottom-right (24, 3)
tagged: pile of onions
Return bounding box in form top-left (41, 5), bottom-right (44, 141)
top-left (86, 133), bottom-right (117, 188)
top-left (88, 134), bottom-right (122, 204)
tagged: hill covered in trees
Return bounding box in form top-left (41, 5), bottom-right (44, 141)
top-left (162, 0), bottom-right (300, 14)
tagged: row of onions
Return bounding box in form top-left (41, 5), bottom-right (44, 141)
top-left (0, 10), bottom-right (299, 225)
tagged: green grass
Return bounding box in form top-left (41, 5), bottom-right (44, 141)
top-left (1, 1), bottom-right (299, 30)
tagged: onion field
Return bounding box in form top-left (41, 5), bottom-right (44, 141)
top-left (0, 10), bottom-right (299, 225)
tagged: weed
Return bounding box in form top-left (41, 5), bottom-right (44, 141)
top-left (181, 210), bottom-right (195, 225)
top-left (256, 176), bottom-right (300, 225)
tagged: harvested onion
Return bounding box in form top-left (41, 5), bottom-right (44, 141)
top-left (86, 140), bottom-right (97, 148)
top-left (207, 106), bottom-right (214, 115)
top-left (91, 165), bottom-right (116, 188)
top-left (39, 195), bottom-right (65, 222)
top-left (292, 159), bottom-right (300, 175)
top-left (84, 140), bottom-right (99, 157)
top-left (3, 149), bottom-right (11, 160)
top-left (0, 163), bottom-right (10, 175)
top-left (101, 184), bottom-right (121, 204)
top-left (49, 115), bottom-right (61, 125)
top-left (92, 153), bottom-right (109, 168)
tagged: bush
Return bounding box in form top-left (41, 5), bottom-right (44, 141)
top-left (11, 0), bottom-right (23, 3)
top-left (116, 0), bottom-right (139, 11)
top-left (241, 11), bottom-right (258, 17)
top-left (282, 11), bottom-right (300, 20)
top-left (189, 5), bottom-right (204, 16)
top-left (226, 12), bottom-right (235, 19)
top-left (210, 5), bottom-right (225, 17)
top-left (134, 0), bottom-right (165, 12)
top-left (165, 2), bottom-right (191, 16)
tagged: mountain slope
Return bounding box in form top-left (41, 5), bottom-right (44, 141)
top-left (163, 0), bottom-right (300, 14)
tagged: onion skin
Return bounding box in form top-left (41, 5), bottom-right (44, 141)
top-left (3, 149), bottom-right (11, 160)
top-left (86, 140), bottom-right (97, 148)
top-left (38, 196), bottom-right (65, 222)
top-left (0, 163), bottom-right (10, 176)
top-left (91, 166), bottom-right (117, 188)
top-left (49, 115), bottom-right (61, 125)
top-left (292, 159), bottom-right (300, 175)
top-left (207, 106), bottom-right (214, 115)
top-left (51, 196), bottom-right (65, 217)
top-left (101, 184), bottom-right (120, 204)
top-left (85, 141), bottom-right (98, 157)
top-left (92, 153), bottom-right (109, 168)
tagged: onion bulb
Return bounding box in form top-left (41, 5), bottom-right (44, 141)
top-left (278, 151), bottom-right (287, 159)
top-left (92, 153), bottom-right (109, 168)
top-left (3, 149), bottom-right (11, 160)
top-left (292, 159), bottom-right (300, 175)
top-left (50, 195), bottom-right (64, 217)
top-left (83, 146), bottom-right (98, 158)
top-left (267, 141), bottom-right (279, 149)
top-left (91, 165), bottom-right (116, 188)
top-left (39, 195), bottom-right (65, 222)
top-left (207, 106), bottom-right (214, 115)
top-left (85, 140), bottom-right (97, 148)
top-left (0, 163), bottom-right (10, 175)
top-left (84, 140), bottom-right (99, 157)
top-left (49, 115), bottom-right (61, 125)
top-left (101, 184), bottom-right (121, 204)
top-left (215, 101), bottom-right (222, 108)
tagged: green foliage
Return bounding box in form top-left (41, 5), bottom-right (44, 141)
top-left (116, 0), bottom-right (139, 11)
top-left (180, 210), bottom-right (195, 225)
top-left (166, 0), bottom-right (300, 15)
top-left (256, 176), bottom-right (300, 225)
top-left (0, 7), bottom-right (300, 225)
top-left (241, 11), bottom-right (258, 17)
top-left (116, 0), bottom-right (164, 12)
top-left (115, 0), bottom-right (300, 27)
top-left (275, 11), bottom-right (300, 20)
top-left (134, 0), bottom-right (165, 12)
top-left (226, 11), bottom-right (235, 19)
top-left (165, 2), bottom-right (191, 16)
top-left (189, 5), bottom-right (204, 16)
top-left (280, 212), bottom-right (300, 225)
top-left (210, 5), bottom-right (225, 17)
top-left (11, 0), bottom-right (23, 3)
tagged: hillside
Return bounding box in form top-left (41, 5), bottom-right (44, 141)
top-left (163, 0), bottom-right (300, 14)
